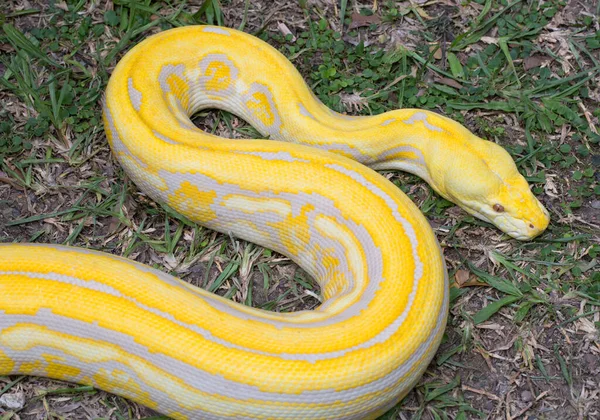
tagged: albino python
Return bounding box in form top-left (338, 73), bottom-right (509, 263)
top-left (0, 26), bottom-right (549, 419)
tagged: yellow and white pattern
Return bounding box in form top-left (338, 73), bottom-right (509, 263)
top-left (0, 26), bottom-right (549, 419)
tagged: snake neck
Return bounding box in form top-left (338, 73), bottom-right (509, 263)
top-left (267, 106), bottom-right (479, 201)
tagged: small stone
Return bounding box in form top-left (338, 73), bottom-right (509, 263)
top-left (591, 200), bottom-right (600, 210)
top-left (584, 353), bottom-right (599, 371)
top-left (521, 390), bottom-right (533, 402)
top-left (0, 392), bottom-right (25, 410)
top-left (483, 399), bottom-right (495, 411)
top-left (190, 264), bottom-right (204, 274)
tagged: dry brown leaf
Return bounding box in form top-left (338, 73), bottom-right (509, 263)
top-left (348, 12), bottom-right (381, 30)
top-left (523, 55), bottom-right (550, 71)
top-left (455, 269), bottom-right (470, 287)
top-left (454, 269), bottom-right (487, 287)
top-left (0, 175), bottom-right (25, 191)
top-left (435, 76), bottom-right (463, 90)
top-left (428, 43), bottom-right (442, 60)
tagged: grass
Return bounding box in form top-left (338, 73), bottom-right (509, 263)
top-left (1, 0), bottom-right (599, 418)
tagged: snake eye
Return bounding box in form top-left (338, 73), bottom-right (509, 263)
top-left (493, 204), bottom-right (504, 213)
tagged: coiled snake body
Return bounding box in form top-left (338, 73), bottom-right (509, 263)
top-left (0, 26), bottom-right (549, 419)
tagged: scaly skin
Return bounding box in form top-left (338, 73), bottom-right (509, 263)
top-left (0, 25), bottom-right (548, 419)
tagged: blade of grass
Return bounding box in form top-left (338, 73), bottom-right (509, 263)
top-left (498, 37), bottom-right (521, 87)
top-left (2, 23), bottom-right (62, 68)
top-left (473, 295), bottom-right (521, 324)
top-left (467, 262), bottom-right (523, 297)
top-left (339, 0), bottom-right (348, 32)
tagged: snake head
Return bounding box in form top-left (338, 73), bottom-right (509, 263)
top-left (439, 138), bottom-right (550, 240)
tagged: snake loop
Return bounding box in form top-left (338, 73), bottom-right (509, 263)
top-left (0, 25), bottom-right (548, 419)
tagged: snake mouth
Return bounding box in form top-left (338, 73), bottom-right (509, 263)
top-left (505, 230), bottom-right (537, 241)
top-left (495, 215), bottom-right (549, 240)
top-left (461, 206), bottom-right (546, 241)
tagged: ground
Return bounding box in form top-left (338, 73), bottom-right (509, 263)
top-left (0, 0), bottom-right (599, 419)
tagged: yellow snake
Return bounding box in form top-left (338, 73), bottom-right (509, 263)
top-left (0, 26), bottom-right (549, 419)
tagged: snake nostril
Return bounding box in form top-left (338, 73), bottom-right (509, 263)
top-left (529, 223), bottom-right (535, 229)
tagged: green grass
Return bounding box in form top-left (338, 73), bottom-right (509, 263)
top-left (1, 0), bottom-right (599, 418)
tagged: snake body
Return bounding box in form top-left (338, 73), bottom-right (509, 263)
top-left (0, 26), bottom-right (549, 419)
